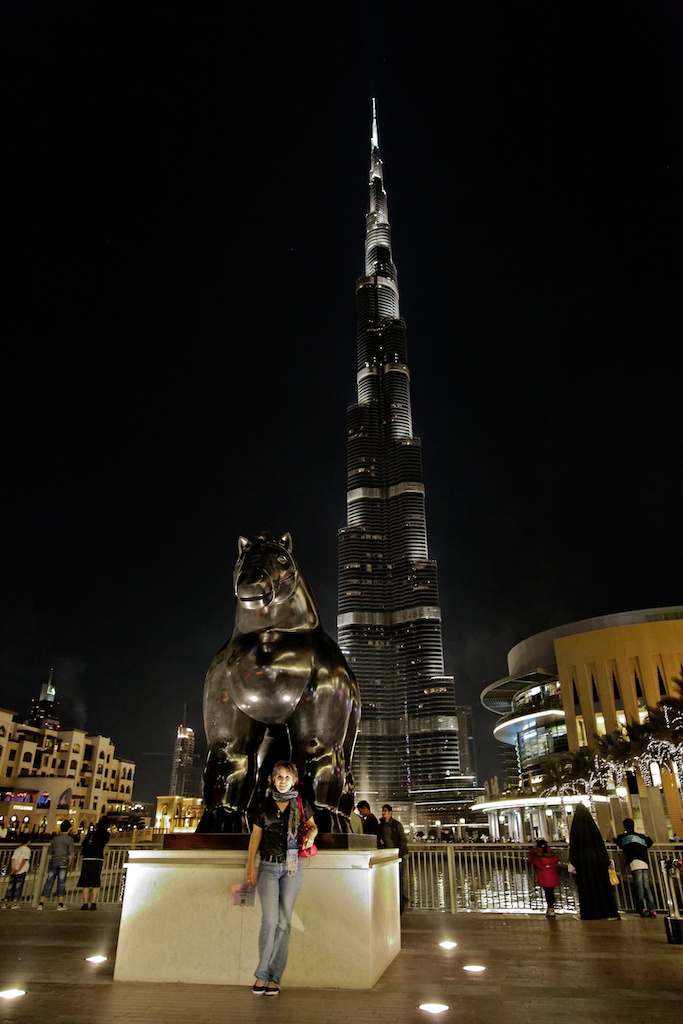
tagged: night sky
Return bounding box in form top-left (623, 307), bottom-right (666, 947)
top-left (2, 3), bottom-right (682, 805)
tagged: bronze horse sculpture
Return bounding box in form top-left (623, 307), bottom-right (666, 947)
top-left (197, 532), bottom-right (361, 833)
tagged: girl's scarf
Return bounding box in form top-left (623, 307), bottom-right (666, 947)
top-left (273, 788), bottom-right (300, 875)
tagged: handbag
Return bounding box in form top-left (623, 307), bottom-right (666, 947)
top-left (608, 860), bottom-right (619, 886)
top-left (297, 795), bottom-right (318, 859)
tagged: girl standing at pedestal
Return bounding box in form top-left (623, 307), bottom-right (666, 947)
top-left (245, 761), bottom-right (317, 996)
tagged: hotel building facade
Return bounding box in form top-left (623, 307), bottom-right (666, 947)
top-left (0, 703), bottom-right (135, 835)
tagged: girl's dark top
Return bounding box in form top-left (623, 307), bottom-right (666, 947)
top-left (81, 830), bottom-right (110, 859)
top-left (253, 795), bottom-right (314, 860)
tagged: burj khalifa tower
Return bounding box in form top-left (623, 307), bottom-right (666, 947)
top-left (337, 102), bottom-right (476, 824)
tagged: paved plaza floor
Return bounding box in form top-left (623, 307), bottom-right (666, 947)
top-left (0, 906), bottom-right (681, 1024)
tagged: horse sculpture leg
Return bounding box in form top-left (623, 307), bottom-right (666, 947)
top-left (199, 651), bottom-right (266, 832)
top-left (289, 667), bottom-right (359, 831)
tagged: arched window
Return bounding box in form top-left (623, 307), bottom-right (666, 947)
top-left (57, 788), bottom-right (72, 809)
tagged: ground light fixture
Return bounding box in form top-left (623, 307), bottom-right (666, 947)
top-left (85, 955), bottom-right (108, 964)
top-left (418, 1003), bottom-right (449, 1014)
top-left (0, 989), bottom-right (26, 1000)
top-left (463, 964), bottom-right (487, 973)
top-left (439, 940), bottom-right (457, 949)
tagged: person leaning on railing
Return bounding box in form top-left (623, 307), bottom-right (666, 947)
top-left (528, 839), bottom-right (561, 917)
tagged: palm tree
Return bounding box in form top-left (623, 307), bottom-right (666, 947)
top-left (643, 674), bottom-right (683, 803)
top-left (595, 728), bottom-right (631, 788)
top-left (564, 747), bottom-right (604, 819)
top-left (539, 758), bottom-right (572, 839)
top-left (654, 673), bottom-right (683, 743)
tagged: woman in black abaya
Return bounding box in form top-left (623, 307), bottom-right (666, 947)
top-left (568, 803), bottom-right (620, 920)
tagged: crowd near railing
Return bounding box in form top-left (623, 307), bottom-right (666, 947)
top-left (0, 840), bottom-right (129, 908)
top-left (1, 838), bottom-right (681, 915)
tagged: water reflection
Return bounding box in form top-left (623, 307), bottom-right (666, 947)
top-left (407, 845), bottom-right (578, 913)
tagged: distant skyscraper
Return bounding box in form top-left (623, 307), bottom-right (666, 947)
top-left (337, 101), bottom-right (478, 823)
top-left (25, 667), bottom-right (61, 730)
top-left (169, 724), bottom-right (201, 798)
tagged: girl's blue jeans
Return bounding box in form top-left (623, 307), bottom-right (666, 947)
top-left (255, 860), bottom-right (303, 985)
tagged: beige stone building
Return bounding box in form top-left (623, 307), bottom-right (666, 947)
top-left (154, 793), bottom-right (204, 833)
top-left (0, 706), bottom-right (135, 835)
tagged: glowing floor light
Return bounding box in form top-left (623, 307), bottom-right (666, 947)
top-left (463, 964), bottom-right (487, 973)
top-left (0, 989), bottom-right (26, 1000)
top-left (85, 955), bottom-right (108, 964)
top-left (418, 1003), bottom-right (449, 1014)
top-left (439, 940), bottom-right (457, 949)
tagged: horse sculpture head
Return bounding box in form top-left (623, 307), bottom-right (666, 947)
top-left (233, 532), bottom-right (299, 610)
top-left (231, 531), bottom-right (319, 634)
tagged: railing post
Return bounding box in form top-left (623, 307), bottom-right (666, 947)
top-left (446, 842), bottom-right (456, 914)
top-left (31, 844), bottom-right (49, 907)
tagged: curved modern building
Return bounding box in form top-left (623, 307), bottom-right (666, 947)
top-left (478, 607), bottom-right (683, 842)
top-left (337, 102), bottom-right (478, 823)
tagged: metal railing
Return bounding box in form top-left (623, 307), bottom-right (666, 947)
top-left (0, 842), bottom-right (129, 907)
top-left (405, 842), bottom-right (683, 914)
top-left (2, 840), bottom-right (681, 915)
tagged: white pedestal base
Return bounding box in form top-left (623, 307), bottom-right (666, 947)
top-left (113, 847), bottom-right (401, 989)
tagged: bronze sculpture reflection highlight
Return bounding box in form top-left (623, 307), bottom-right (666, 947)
top-left (198, 532), bottom-right (360, 833)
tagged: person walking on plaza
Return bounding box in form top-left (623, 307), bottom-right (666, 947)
top-left (1, 837), bottom-right (32, 908)
top-left (356, 800), bottom-right (380, 840)
top-left (528, 838), bottom-right (561, 917)
top-left (38, 820), bottom-right (76, 911)
top-left (378, 804), bottom-right (410, 912)
top-left (77, 817), bottom-right (111, 910)
top-left (614, 817), bottom-right (657, 917)
top-left (245, 760), bottom-right (318, 996)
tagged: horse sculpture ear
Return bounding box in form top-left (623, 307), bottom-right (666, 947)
top-left (279, 532), bottom-right (293, 552)
top-left (238, 536), bottom-right (249, 555)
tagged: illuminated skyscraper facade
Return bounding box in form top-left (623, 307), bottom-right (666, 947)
top-left (25, 667), bottom-right (60, 730)
top-left (169, 724), bottom-right (201, 798)
top-left (337, 103), bottom-right (477, 823)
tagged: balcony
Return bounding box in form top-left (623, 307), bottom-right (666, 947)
top-left (493, 695), bottom-right (565, 744)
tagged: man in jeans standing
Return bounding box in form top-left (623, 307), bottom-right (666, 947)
top-left (38, 820), bottom-right (76, 911)
top-left (614, 817), bottom-right (656, 917)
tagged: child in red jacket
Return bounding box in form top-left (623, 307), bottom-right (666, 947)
top-left (529, 839), bottom-right (561, 917)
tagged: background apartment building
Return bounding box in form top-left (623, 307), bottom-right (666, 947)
top-left (0, 705), bottom-right (135, 834)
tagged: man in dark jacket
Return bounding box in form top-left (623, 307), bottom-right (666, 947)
top-left (378, 804), bottom-right (409, 857)
top-left (614, 817), bottom-right (656, 917)
top-left (356, 801), bottom-right (380, 841)
top-left (378, 804), bottom-right (409, 912)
